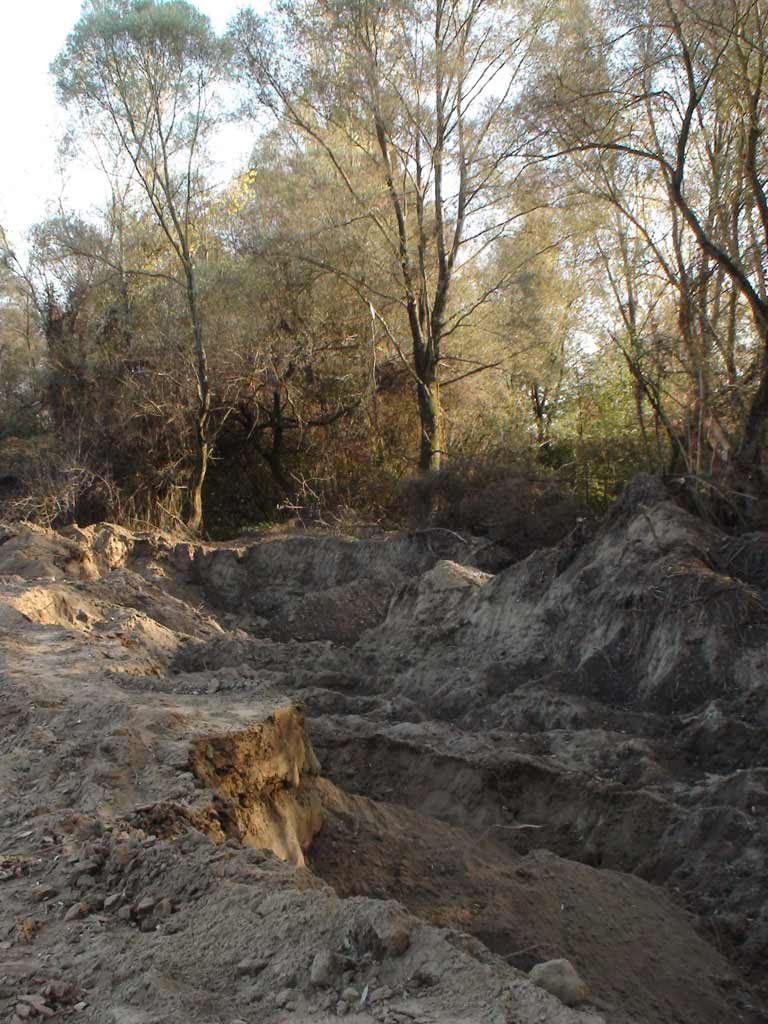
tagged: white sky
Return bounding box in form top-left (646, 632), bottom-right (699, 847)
top-left (0, 0), bottom-right (255, 248)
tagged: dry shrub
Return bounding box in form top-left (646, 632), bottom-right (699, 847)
top-left (605, 474), bottom-right (672, 527)
top-left (397, 458), bottom-right (587, 563)
top-left (0, 436), bottom-right (117, 527)
top-left (716, 534), bottom-right (768, 591)
top-left (652, 561), bottom-right (768, 631)
top-left (666, 473), bottom-right (768, 534)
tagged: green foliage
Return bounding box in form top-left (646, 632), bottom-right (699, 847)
top-left (6, 0), bottom-right (768, 535)
top-left (54, 1), bottom-right (224, 105)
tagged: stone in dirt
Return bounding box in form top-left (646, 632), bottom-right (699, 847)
top-left (529, 959), bottom-right (590, 1006)
top-left (32, 885), bottom-right (57, 903)
top-left (135, 896), bottom-right (155, 917)
top-left (64, 902), bottom-right (87, 921)
top-left (17, 995), bottom-right (55, 1019)
top-left (369, 985), bottom-right (393, 1003)
top-left (235, 957), bottom-right (268, 977)
top-left (274, 988), bottom-right (293, 1008)
top-left (42, 981), bottom-right (79, 1005)
top-left (310, 949), bottom-right (338, 987)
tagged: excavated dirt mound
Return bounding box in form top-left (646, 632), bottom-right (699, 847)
top-left (311, 783), bottom-right (738, 1024)
top-left (0, 480), bottom-right (766, 1024)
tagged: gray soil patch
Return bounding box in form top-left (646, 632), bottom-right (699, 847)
top-left (0, 486), bottom-right (766, 1023)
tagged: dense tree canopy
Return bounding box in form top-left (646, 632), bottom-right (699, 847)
top-left (2, 0), bottom-right (768, 534)
top-left (53, 0), bottom-right (228, 530)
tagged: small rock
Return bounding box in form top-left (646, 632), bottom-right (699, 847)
top-left (110, 845), bottom-right (136, 868)
top-left (529, 958), bottom-right (590, 1007)
top-left (117, 906), bottom-right (132, 922)
top-left (17, 996), bottom-right (54, 1020)
top-left (70, 860), bottom-right (99, 878)
top-left (341, 987), bottom-right (359, 1004)
top-left (32, 886), bottom-right (57, 903)
top-left (310, 950), bottom-right (337, 988)
top-left (377, 923), bottom-right (411, 957)
top-left (235, 958), bottom-right (268, 977)
top-left (64, 902), bottom-right (87, 921)
top-left (104, 893), bottom-right (122, 912)
top-left (369, 986), bottom-right (393, 1004)
top-left (155, 898), bottom-right (173, 918)
top-left (135, 896), bottom-right (155, 917)
top-left (412, 966), bottom-right (438, 988)
top-left (15, 1005), bottom-right (32, 1020)
top-left (43, 980), bottom-right (79, 1004)
top-left (274, 988), bottom-right (292, 1008)
top-left (74, 874), bottom-right (93, 891)
top-left (73, 1003), bottom-right (87, 1012)
top-left (336, 1001), bottom-right (349, 1017)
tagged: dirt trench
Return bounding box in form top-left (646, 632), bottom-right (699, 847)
top-left (144, 504), bottom-right (768, 1021)
top-left (1, 502), bottom-right (767, 1024)
top-left (188, 708), bottom-right (324, 865)
top-left (183, 715), bottom-right (759, 1024)
top-left (170, 704), bottom-right (755, 1024)
top-left (307, 784), bottom-right (744, 1024)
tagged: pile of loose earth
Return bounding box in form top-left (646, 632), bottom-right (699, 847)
top-left (0, 480), bottom-right (765, 1023)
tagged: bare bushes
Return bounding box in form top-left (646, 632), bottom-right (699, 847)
top-left (717, 533), bottom-right (768, 592)
top-left (644, 559), bottom-right (768, 637)
top-left (0, 437), bottom-right (117, 528)
top-left (397, 457), bottom-right (587, 563)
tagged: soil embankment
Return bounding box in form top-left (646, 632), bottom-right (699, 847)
top-left (0, 480), bottom-right (765, 1023)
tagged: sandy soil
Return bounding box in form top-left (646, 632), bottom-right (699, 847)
top-left (0, 481), bottom-right (766, 1023)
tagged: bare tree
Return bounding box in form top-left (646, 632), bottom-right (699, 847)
top-left (232, 0), bottom-right (549, 471)
top-left (53, 0), bottom-right (227, 530)
top-left (532, 0), bottom-right (768, 478)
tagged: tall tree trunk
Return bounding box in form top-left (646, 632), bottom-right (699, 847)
top-left (265, 388), bottom-right (288, 489)
top-left (185, 266), bottom-right (211, 534)
top-left (531, 383), bottom-right (546, 447)
top-left (738, 344), bottom-right (768, 470)
top-left (417, 371), bottom-right (443, 473)
top-left (188, 421), bottom-right (209, 534)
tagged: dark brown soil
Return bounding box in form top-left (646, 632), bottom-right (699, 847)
top-left (310, 785), bottom-right (754, 1024)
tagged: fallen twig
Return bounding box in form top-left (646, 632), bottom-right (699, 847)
top-left (477, 823), bottom-right (544, 843)
top-left (503, 942), bottom-right (548, 961)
